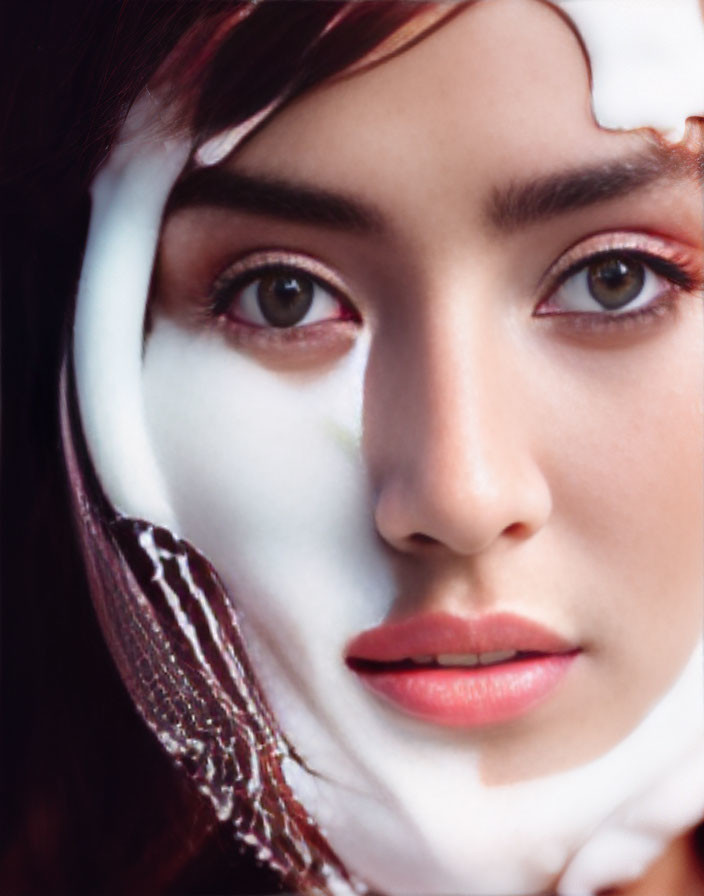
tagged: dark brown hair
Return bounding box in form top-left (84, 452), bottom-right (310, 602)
top-left (0, 4), bottom-right (456, 893)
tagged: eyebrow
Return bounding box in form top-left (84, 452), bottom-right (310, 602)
top-left (165, 166), bottom-right (383, 232)
top-left (166, 143), bottom-right (700, 237)
top-left (487, 145), bottom-right (700, 232)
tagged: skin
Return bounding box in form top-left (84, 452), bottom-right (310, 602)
top-left (607, 829), bottom-right (704, 896)
top-left (142, 0), bottom-right (703, 891)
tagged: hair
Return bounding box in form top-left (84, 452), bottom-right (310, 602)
top-left (0, 3), bottom-right (462, 893)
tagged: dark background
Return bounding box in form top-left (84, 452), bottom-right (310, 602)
top-left (0, 3), bottom-right (282, 893)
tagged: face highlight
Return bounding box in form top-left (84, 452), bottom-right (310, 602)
top-left (136, 0), bottom-right (704, 892)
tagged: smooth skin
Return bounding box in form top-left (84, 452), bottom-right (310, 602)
top-left (145, 1), bottom-right (704, 891)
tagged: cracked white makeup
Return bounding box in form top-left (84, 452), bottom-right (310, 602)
top-left (72, 2), bottom-right (704, 895)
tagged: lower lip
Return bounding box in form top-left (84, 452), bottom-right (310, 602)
top-left (350, 653), bottom-right (578, 727)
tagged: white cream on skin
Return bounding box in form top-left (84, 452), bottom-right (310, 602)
top-left (139, 318), bottom-right (704, 896)
top-left (73, 3), bottom-right (704, 894)
top-left (195, 1), bottom-right (704, 168)
top-left (73, 95), bottom-right (188, 529)
top-left (556, 0), bottom-right (704, 140)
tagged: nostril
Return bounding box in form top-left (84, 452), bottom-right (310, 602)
top-left (503, 521), bottom-right (531, 539)
top-left (409, 532), bottom-right (438, 546)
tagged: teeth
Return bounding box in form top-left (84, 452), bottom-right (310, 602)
top-left (437, 653), bottom-right (479, 667)
top-left (403, 651), bottom-right (520, 668)
top-left (479, 650), bottom-right (518, 666)
top-left (435, 651), bottom-right (518, 668)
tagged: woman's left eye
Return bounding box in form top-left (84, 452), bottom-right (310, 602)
top-left (214, 266), bottom-right (348, 329)
top-left (537, 245), bottom-right (696, 320)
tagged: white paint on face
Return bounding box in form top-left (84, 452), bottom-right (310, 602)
top-left (75, 2), bottom-right (704, 894)
top-left (140, 4), bottom-right (704, 892)
top-left (557, 0), bottom-right (704, 140)
top-left (73, 95), bottom-right (188, 528)
top-left (141, 313), bottom-right (704, 896)
top-left (199, 0), bottom-right (704, 167)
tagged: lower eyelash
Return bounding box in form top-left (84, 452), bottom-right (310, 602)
top-left (550, 288), bottom-right (684, 334)
top-left (538, 240), bottom-right (703, 333)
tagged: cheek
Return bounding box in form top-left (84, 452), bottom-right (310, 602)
top-left (141, 318), bottom-right (391, 672)
top-left (545, 310), bottom-right (703, 686)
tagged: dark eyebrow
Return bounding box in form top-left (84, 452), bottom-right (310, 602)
top-left (487, 145), bottom-right (700, 232)
top-left (165, 166), bottom-right (383, 232)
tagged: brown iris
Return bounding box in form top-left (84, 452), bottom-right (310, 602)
top-left (586, 256), bottom-right (645, 310)
top-left (257, 271), bottom-right (314, 327)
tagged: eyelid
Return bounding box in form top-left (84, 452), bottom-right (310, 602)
top-left (537, 231), bottom-right (698, 301)
top-left (209, 249), bottom-right (353, 315)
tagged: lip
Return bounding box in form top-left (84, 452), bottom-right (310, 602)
top-left (345, 611), bottom-right (579, 727)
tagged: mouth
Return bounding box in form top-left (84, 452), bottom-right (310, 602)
top-left (344, 612), bottom-right (580, 727)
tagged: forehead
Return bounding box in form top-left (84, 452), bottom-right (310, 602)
top-left (231, 0), bottom-right (647, 192)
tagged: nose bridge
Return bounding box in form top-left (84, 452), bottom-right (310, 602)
top-left (365, 293), bottom-right (551, 556)
top-left (427, 311), bottom-right (508, 490)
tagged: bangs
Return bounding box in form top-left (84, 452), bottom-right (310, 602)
top-left (152, 2), bottom-right (464, 162)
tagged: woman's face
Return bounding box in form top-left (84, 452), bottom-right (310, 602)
top-left (142, 0), bottom-right (702, 887)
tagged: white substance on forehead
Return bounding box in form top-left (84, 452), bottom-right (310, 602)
top-left (556, 0), bottom-right (704, 140)
top-left (73, 3), bottom-right (704, 892)
top-left (198, 0), bottom-right (704, 169)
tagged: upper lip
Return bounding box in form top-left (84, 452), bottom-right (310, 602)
top-left (345, 611), bottom-right (575, 662)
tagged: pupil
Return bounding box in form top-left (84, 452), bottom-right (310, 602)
top-left (587, 256), bottom-right (644, 310)
top-left (257, 272), bottom-right (314, 327)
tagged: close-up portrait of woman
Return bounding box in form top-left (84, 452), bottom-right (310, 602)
top-left (1, 1), bottom-right (704, 894)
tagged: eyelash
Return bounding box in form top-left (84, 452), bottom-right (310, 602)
top-left (207, 238), bottom-right (701, 344)
top-left (534, 236), bottom-right (702, 332)
top-left (208, 253), bottom-right (358, 334)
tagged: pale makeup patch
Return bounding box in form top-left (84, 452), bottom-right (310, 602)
top-left (72, 3), bottom-right (704, 895)
top-left (195, 0), bottom-right (704, 167)
top-left (73, 94), bottom-right (188, 530)
top-left (556, 0), bottom-right (704, 140)
top-left (140, 305), bottom-right (704, 895)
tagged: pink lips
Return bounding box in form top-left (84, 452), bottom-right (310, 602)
top-left (345, 612), bottom-right (579, 727)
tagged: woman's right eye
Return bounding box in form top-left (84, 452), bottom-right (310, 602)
top-left (212, 265), bottom-right (356, 330)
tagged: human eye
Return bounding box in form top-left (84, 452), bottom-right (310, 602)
top-left (206, 250), bottom-right (361, 360)
top-left (535, 232), bottom-right (702, 331)
top-left (211, 252), bottom-right (357, 327)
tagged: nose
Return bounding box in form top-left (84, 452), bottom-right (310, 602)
top-left (364, 305), bottom-right (552, 558)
